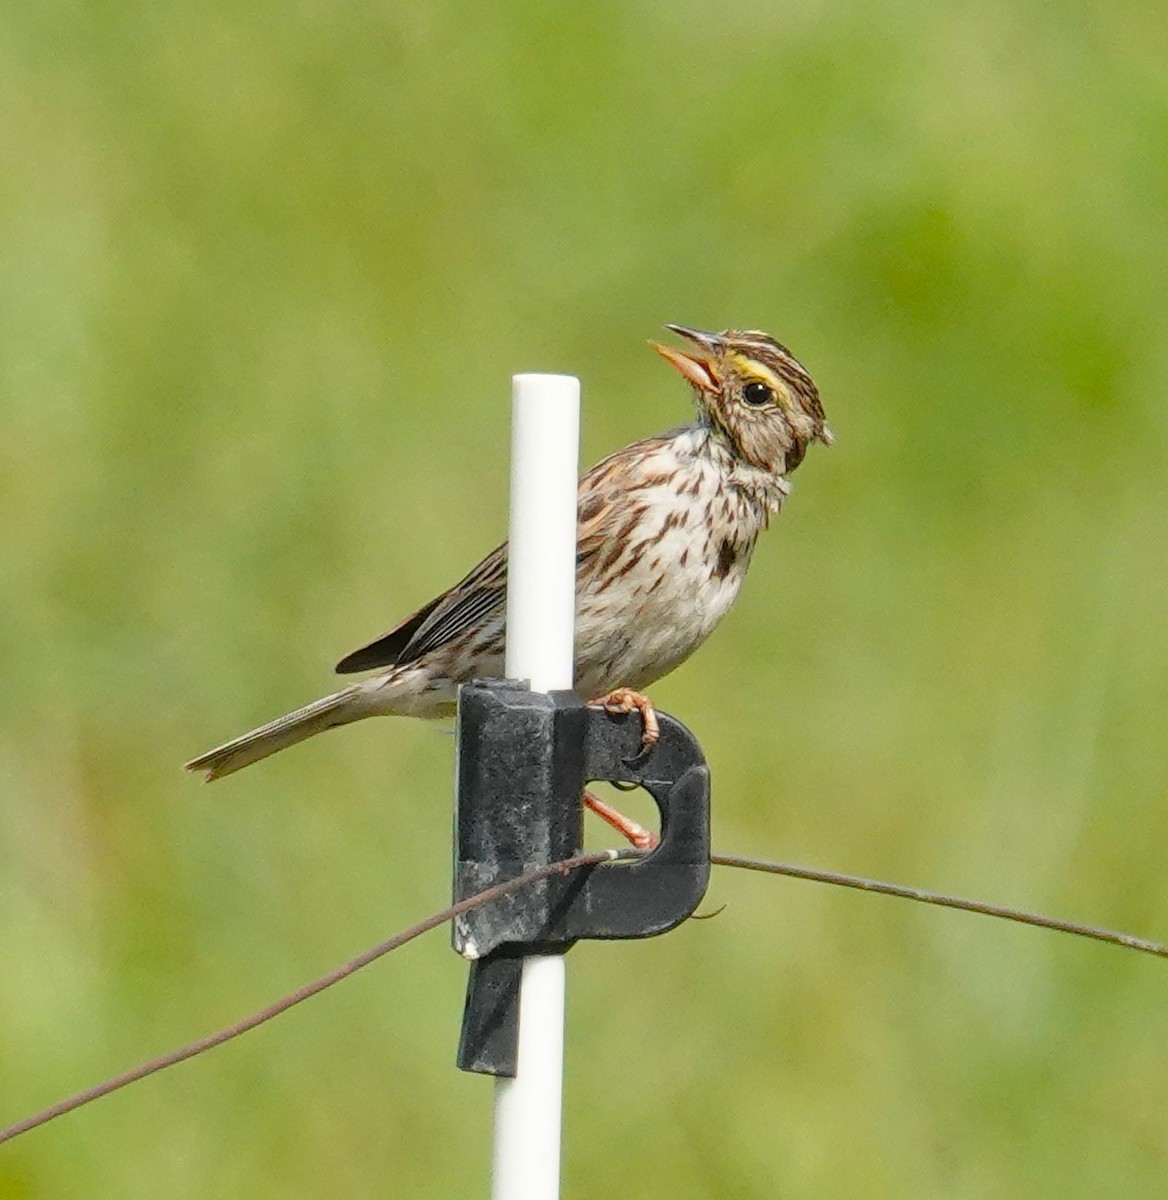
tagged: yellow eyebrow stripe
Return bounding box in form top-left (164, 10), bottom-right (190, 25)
top-left (728, 353), bottom-right (785, 394)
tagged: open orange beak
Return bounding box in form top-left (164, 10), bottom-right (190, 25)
top-left (650, 324), bottom-right (722, 394)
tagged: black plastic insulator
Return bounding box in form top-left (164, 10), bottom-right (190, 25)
top-left (453, 679), bottom-right (711, 1075)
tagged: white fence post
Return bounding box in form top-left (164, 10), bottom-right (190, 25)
top-left (491, 372), bottom-right (580, 1200)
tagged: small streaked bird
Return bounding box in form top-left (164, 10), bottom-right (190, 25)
top-left (185, 325), bottom-right (832, 845)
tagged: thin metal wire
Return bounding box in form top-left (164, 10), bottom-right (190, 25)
top-left (0, 849), bottom-right (628, 1148)
top-left (2, 847), bottom-right (1164, 1148)
top-left (711, 854), bottom-right (1168, 958)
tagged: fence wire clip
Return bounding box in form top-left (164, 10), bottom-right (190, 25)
top-left (453, 678), bottom-right (711, 1075)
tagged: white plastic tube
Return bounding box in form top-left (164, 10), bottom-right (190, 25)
top-left (503, 374), bottom-right (581, 693)
top-left (492, 373), bottom-right (581, 1200)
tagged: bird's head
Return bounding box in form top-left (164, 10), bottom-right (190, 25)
top-left (652, 324), bottom-right (832, 475)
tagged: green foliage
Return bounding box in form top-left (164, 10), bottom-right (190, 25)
top-left (2, 1), bottom-right (1167, 1194)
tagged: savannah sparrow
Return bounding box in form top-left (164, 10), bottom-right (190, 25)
top-left (185, 325), bottom-right (832, 843)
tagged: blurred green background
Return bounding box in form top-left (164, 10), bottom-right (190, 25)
top-left (2, 0), bottom-right (1167, 1195)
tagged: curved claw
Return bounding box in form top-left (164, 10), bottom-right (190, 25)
top-left (590, 688), bottom-right (660, 761)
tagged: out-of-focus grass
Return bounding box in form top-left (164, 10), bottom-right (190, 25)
top-left (2, 1), bottom-right (1166, 1195)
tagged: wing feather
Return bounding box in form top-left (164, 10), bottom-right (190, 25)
top-left (393, 544), bottom-right (508, 665)
top-left (334, 435), bottom-right (670, 674)
top-left (335, 593), bottom-right (445, 673)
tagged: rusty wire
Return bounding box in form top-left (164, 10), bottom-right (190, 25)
top-left (2, 847), bottom-right (1164, 1147)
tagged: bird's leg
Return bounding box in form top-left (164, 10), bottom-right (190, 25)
top-left (583, 788), bottom-right (659, 851)
top-left (584, 688), bottom-right (661, 848)
top-left (589, 687), bottom-right (660, 757)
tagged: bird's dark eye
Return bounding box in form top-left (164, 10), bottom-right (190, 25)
top-left (742, 381), bottom-right (772, 406)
